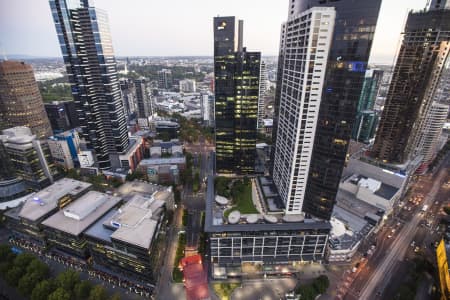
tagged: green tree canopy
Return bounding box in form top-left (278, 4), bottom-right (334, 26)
top-left (31, 279), bottom-right (56, 300)
top-left (74, 280), bottom-right (92, 300)
top-left (56, 270), bottom-right (80, 294)
top-left (48, 287), bottom-right (71, 300)
top-left (5, 266), bottom-right (25, 286)
top-left (89, 285), bottom-right (108, 300)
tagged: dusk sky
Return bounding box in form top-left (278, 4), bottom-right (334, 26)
top-left (0, 0), bottom-right (428, 64)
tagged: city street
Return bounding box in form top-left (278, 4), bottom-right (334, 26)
top-left (344, 155), bottom-right (450, 300)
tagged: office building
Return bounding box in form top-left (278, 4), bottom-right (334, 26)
top-left (44, 101), bottom-right (79, 133)
top-left (4, 178), bottom-right (92, 246)
top-left (0, 127), bottom-right (59, 189)
top-left (135, 77), bottom-right (151, 118)
top-left (118, 136), bottom-right (144, 172)
top-left (214, 17), bottom-right (260, 174)
top-left (42, 191), bottom-right (121, 257)
top-left (0, 140), bottom-right (28, 203)
top-left (48, 137), bottom-right (75, 169)
top-left (352, 111), bottom-right (379, 144)
top-left (257, 61), bottom-right (268, 130)
top-left (0, 61), bottom-right (52, 139)
top-left (272, 0), bottom-right (382, 219)
top-left (119, 79), bottom-right (137, 118)
top-left (436, 239), bottom-right (450, 300)
top-left (50, 0), bottom-right (129, 170)
top-left (85, 191), bottom-right (170, 282)
top-left (179, 79), bottom-right (197, 93)
top-left (371, 7), bottom-right (450, 165)
top-left (272, 7), bottom-right (335, 215)
top-left (158, 69), bottom-right (173, 90)
top-left (205, 174), bottom-right (330, 279)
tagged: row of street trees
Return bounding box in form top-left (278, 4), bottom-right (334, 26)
top-left (0, 245), bottom-right (119, 300)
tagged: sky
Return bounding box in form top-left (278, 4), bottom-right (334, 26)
top-left (0, 0), bottom-right (429, 64)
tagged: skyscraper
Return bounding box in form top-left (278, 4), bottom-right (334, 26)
top-left (50, 0), bottom-right (129, 170)
top-left (371, 7), bottom-right (450, 165)
top-left (135, 77), bottom-right (151, 119)
top-left (0, 61), bottom-right (52, 139)
top-left (44, 100), bottom-right (79, 133)
top-left (272, 7), bottom-right (336, 215)
top-left (257, 61), bottom-right (268, 130)
top-left (272, 0), bottom-right (382, 219)
top-left (213, 17), bottom-right (260, 174)
top-left (351, 69), bottom-right (383, 143)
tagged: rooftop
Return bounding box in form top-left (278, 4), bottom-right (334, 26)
top-left (139, 156), bottom-right (186, 166)
top-left (19, 178), bottom-right (92, 222)
top-left (108, 194), bottom-right (165, 249)
top-left (41, 191), bottom-right (121, 236)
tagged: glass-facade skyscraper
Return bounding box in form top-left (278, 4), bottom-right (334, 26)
top-left (272, 0), bottom-right (382, 220)
top-left (371, 7), bottom-right (450, 165)
top-left (213, 17), bottom-right (260, 174)
top-left (49, 0), bottom-right (129, 170)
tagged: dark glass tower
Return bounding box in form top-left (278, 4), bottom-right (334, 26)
top-left (213, 17), bottom-right (260, 174)
top-left (351, 69), bottom-right (383, 143)
top-left (371, 8), bottom-right (450, 164)
top-left (49, 0), bottom-right (129, 170)
top-left (273, 0), bottom-right (382, 219)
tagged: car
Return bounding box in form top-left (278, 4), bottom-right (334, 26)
top-left (408, 207), bottom-right (412, 211)
top-left (411, 241), bottom-right (415, 247)
top-left (387, 235), bottom-right (392, 239)
top-left (414, 246), bottom-right (420, 253)
top-left (391, 229), bottom-right (396, 233)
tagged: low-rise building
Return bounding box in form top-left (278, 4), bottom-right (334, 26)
top-left (85, 191), bottom-right (170, 282)
top-left (118, 136), bottom-right (144, 172)
top-left (0, 127), bottom-right (59, 189)
top-left (41, 191), bottom-right (121, 257)
top-left (138, 157), bottom-right (186, 184)
top-left (4, 178), bottom-right (92, 246)
top-left (205, 174), bottom-right (330, 279)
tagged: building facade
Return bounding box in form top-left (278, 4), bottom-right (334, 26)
top-left (273, 0), bottom-right (382, 220)
top-left (0, 127), bottom-right (59, 189)
top-left (158, 69), bottom-right (173, 90)
top-left (44, 100), bottom-right (79, 133)
top-left (272, 7), bottom-right (335, 215)
top-left (0, 61), bottom-right (52, 139)
top-left (257, 61), bottom-right (268, 130)
top-left (135, 77), bottom-right (151, 119)
top-left (214, 17), bottom-right (260, 174)
top-left (50, 0), bottom-right (129, 170)
top-left (371, 8), bottom-right (450, 164)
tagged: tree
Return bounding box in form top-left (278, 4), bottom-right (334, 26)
top-left (56, 270), bottom-right (80, 294)
top-left (48, 287), bottom-right (71, 300)
top-left (26, 259), bottom-right (50, 280)
top-left (31, 280), bottom-right (56, 300)
top-left (13, 252), bottom-right (36, 269)
top-left (74, 280), bottom-right (92, 300)
top-left (5, 266), bottom-right (24, 287)
top-left (296, 284), bottom-right (317, 300)
top-left (18, 272), bottom-right (41, 296)
top-left (313, 275), bottom-right (330, 294)
top-left (0, 260), bottom-right (13, 276)
top-left (89, 285), bottom-right (108, 300)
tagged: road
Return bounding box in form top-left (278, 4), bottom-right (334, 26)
top-left (357, 156), bottom-right (449, 299)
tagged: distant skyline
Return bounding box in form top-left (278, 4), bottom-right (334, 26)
top-left (0, 0), bottom-right (429, 64)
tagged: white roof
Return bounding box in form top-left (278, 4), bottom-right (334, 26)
top-left (19, 179), bottom-right (92, 222)
top-left (358, 178), bottom-right (381, 192)
top-left (41, 191), bottom-right (121, 236)
top-left (108, 194), bottom-right (165, 249)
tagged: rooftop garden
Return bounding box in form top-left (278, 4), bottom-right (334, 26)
top-left (215, 177), bottom-right (258, 217)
